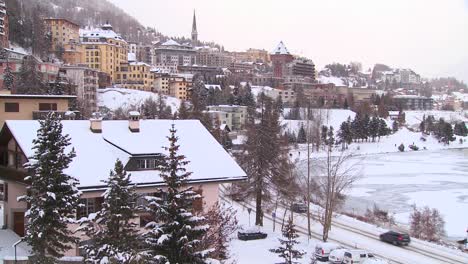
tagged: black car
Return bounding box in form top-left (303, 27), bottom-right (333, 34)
top-left (237, 230), bottom-right (268, 241)
top-left (379, 231), bottom-right (411, 246)
top-left (291, 202), bottom-right (308, 213)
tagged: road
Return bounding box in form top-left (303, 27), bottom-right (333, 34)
top-left (220, 189), bottom-right (468, 264)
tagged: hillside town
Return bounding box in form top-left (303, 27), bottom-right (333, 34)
top-left (0, 0), bottom-right (467, 263)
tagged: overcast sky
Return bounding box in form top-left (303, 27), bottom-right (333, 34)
top-left (108, 0), bottom-right (468, 82)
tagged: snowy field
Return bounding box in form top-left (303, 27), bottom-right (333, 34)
top-left (97, 87), bottom-right (181, 112)
top-left (297, 149), bottom-right (468, 239)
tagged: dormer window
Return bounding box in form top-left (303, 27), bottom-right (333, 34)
top-left (125, 155), bottom-right (164, 171)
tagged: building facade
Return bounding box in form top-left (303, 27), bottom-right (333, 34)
top-left (0, 0), bottom-right (9, 48)
top-left (44, 18), bottom-right (80, 52)
top-left (0, 94), bottom-right (75, 126)
top-left (79, 24), bottom-right (128, 82)
top-left (153, 40), bottom-right (196, 68)
top-left (270, 41), bottom-right (294, 78)
top-left (206, 105), bottom-right (247, 131)
top-left (60, 66), bottom-right (99, 114)
top-left (116, 62), bottom-right (154, 91)
top-left (392, 95), bottom-right (433, 110)
top-left (196, 47), bottom-right (232, 68)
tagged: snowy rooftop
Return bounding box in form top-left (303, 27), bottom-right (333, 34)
top-left (80, 26), bottom-right (126, 42)
top-left (161, 39), bottom-right (181, 46)
top-left (128, 52), bottom-right (136, 62)
top-left (271, 41), bottom-right (290, 55)
top-left (5, 120), bottom-right (247, 190)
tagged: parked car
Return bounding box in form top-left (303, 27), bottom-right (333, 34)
top-left (343, 249), bottom-right (375, 264)
top-left (329, 248), bottom-right (347, 263)
top-left (379, 231), bottom-right (411, 246)
top-left (291, 202), bottom-right (308, 213)
top-left (237, 229), bottom-right (267, 241)
top-left (313, 242), bottom-right (342, 262)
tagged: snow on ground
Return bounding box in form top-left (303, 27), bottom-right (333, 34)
top-left (399, 110), bottom-right (468, 129)
top-left (97, 87), bottom-right (181, 113)
top-left (0, 230), bottom-right (31, 263)
top-left (226, 201), bottom-right (318, 264)
top-left (318, 75), bottom-right (346, 86)
top-left (282, 109), bottom-right (356, 134)
top-left (296, 148), bottom-right (468, 239)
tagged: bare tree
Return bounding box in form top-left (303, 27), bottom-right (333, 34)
top-left (314, 146), bottom-right (361, 242)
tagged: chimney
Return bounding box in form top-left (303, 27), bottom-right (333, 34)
top-left (90, 112), bottom-right (102, 133)
top-left (128, 111), bottom-right (140, 132)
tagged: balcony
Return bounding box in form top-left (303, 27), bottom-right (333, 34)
top-left (32, 111), bottom-right (81, 120)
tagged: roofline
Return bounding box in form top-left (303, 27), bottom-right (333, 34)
top-left (78, 176), bottom-right (248, 192)
top-left (44, 18), bottom-right (80, 27)
top-left (0, 94), bottom-right (77, 99)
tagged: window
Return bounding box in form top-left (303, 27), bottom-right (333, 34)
top-left (5, 102), bottom-right (19, 112)
top-left (77, 197), bottom-right (103, 219)
top-left (0, 183), bottom-right (7, 201)
top-left (39, 103), bottom-right (57, 111)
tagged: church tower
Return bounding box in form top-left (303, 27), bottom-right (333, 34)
top-left (191, 10), bottom-right (198, 45)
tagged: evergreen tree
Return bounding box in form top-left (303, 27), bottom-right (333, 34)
top-left (16, 56), bottom-right (45, 94)
top-left (297, 124), bottom-right (307, 144)
top-left (18, 113), bottom-right (80, 263)
top-left (270, 217), bottom-right (305, 264)
top-left (275, 96), bottom-right (284, 115)
top-left (143, 125), bottom-right (209, 263)
top-left (454, 122), bottom-right (468, 136)
top-left (177, 100), bottom-right (190, 119)
top-left (238, 94), bottom-right (289, 226)
top-left (343, 98), bottom-right (349, 109)
top-left (369, 117), bottom-right (379, 142)
top-left (3, 63), bottom-right (15, 90)
top-left (377, 119), bottom-right (390, 139)
top-left (337, 118), bottom-right (352, 149)
top-left (79, 159), bottom-right (140, 263)
top-left (392, 120), bottom-right (399, 133)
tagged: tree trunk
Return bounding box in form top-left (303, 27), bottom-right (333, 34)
top-left (255, 182), bottom-right (263, 226)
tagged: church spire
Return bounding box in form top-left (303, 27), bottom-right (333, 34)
top-left (191, 10), bottom-right (198, 44)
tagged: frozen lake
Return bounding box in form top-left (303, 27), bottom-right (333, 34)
top-left (299, 148), bottom-right (468, 239)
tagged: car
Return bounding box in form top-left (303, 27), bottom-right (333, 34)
top-left (379, 231), bottom-right (411, 246)
top-left (237, 229), bottom-right (267, 241)
top-left (291, 202), bottom-right (308, 213)
top-left (313, 242), bottom-right (342, 262)
top-left (329, 248), bottom-right (347, 264)
top-left (343, 249), bottom-right (375, 264)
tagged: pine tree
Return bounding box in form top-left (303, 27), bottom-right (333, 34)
top-left (377, 119), bottom-right (390, 140)
top-left (270, 217), bottom-right (305, 264)
top-left (3, 63), bottom-right (15, 90)
top-left (18, 112), bottom-right (80, 263)
top-left (79, 159), bottom-right (140, 263)
top-left (369, 117), bottom-right (379, 142)
top-left (16, 56), bottom-right (45, 94)
top-left (177, 100), bottom-right (190, 119)
top-left (143, 125), bottom-right (209, 263)
top-left (297, 124), bottom-right (307, 144)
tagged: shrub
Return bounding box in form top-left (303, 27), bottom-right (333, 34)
top-left (398, 143), bottom-right (405, 152)
top-left (409, 144), bottom-right (419, 151)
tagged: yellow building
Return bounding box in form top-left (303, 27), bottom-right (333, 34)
top-left (116, 62), bottom-right (154, 91)
top-left (79, 24), bottom-right (128, 82)
top-left (169, 76), bottom-right (190, 100)
top-left (154, 74), bottom-right (170, 95)
top-left (44, 18), bottom-right (80, 51)
top-left (0, 94), bottom-right (76, 126)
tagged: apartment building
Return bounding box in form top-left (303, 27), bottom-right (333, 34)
top-left (206, 105), bottom-right (247, 131)
top-left (116, 62), bottom-right (154, 91)
top-left (79, 23), bottom-right (128, 82)
top-left (60, 66), bottom-right (99, 114)
top-left (44, 18), bottom-right (80, 51)
top-left (153, 39), bottom-right (196, 68)
top-left (168, 76), bottom-right (190, 100)
top-left (196, 47), bottom-right (233, 67)
top-left (0, 0), bottom-right (9, 48)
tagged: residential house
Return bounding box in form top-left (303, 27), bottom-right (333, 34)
top-left (206, 105), bottom-right (247, 131)
top-left (0, 93), bottom-right (76, 126)
top-left (0, 118), bottom-right (246, 257)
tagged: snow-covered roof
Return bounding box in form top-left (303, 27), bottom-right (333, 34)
top-left (80, 26), bottom-right (126, 42)
top-left (128, 53), bottom-right (136, 62)
top-left (271, 41), bottom-right (290, 55)
top-left (161, 39), bottom-right (181, 46)
top-left (5, 120), bottom-right (247, 190)
top-left (393, 95), bottom-right (431, 99)
top-left (0, 94), bottom-right (76, 99)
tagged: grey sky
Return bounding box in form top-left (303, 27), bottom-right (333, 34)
top-left (109, 0), bottom-right (468, 82)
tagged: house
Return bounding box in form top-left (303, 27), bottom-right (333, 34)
top-left (0, 117), bottom-right (247, 257)
top-left (206, 105), bottom-right (248, 131)
top-left (0, 93), bottom-right (76, 126)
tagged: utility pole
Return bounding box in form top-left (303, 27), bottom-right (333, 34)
top-left (306, 103), bottom-right (312, 239)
